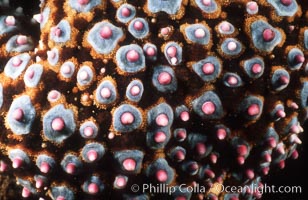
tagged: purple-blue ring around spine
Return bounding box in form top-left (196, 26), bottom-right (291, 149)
top-left (116, 4), bottom-right (136, 23)
top-left (6, 35), bottom-right (34, 53)
top-left (114, 149), bottom-right (144, 174)
top-left (82, 176), bottom-right (104, 194)
top-left (95, 79), bottom-right (117, 105)
top-left (287, 47), bottom-right (304, 70)
top-left (0, 16), bottom-right (19, 35)
top-left (152, 65), bottom-right (178, 93)
top-left (192, 56), bottom-right (222, 82)
top-left (8, 149), bottom-right (30, 165)
top-left (192, 91), bottom-right (224, 120)
top-left (50, 20), bottom-right (71, 44)
top-left (147, 102), bottom-right (174, 127)
top-left (50, 186), bottom-right (74, 200)
top-left (145, 158), bottom-right (174, 184)
top-left (60, 61), bottom-right (75, 79)
top-left (47, 48), bottom-right (59, 66)
top-left (87, 21), bottom-right (123, 54)
top-left (147, 0), bottom-right (182, 15)
top-left (250, 20), bottom-right (282, 52)
top-left (184, 23), bottom-right (211, 45)
top-left (267, 0), bottom-right (298, 17)
top-left (77, 65), bottom-right (94, 86)
top-left (243, 57), bottom-right (265, 79)
top-left (163, 41), bottom-right (182, 65)
top-left (271, 69), bottom-right (290, 91)
top-left (220, 38), bottom-right (243, 56)
top-left (116, 44), bottom-right (145, 73)
top-left (24, 64), bottom-right (43, 88)
top-left (146, 127), bottom-right (171, 149)
top-left (112, 104), bottom-right (142, 132)
top-left (126, 79), bottom-right (144, 102)
top-left (69, 0), bottom-right (102, 13)
top-left (36, 155), bottom-right (56, 171)
top-left (238, 95), bottom-right (263, 120)
top-left (128, 18), bottom-right (149, 39)
top-left (195, 0), bottom-right (218, 13)
top-left (81, 143), bottom-right (105, 163)
top-left (4, 53), bottom-right (30, 79)
top-left (42, 104), bottom-right (76, 143)
top-left (79, 121), bottom-right (98, 139)
top-left (60, 154), bottom-right (82, 175)
top-left (7, 95), bottom-right (36, 135)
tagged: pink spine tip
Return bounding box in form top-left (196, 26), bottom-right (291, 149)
top-left (122, 158), bottom-right (136, 171)
top-left (247, 103), bottom-right (260, 116)
top-left (294, 54), bottom-right (305, 63)
top-left (290, 124), bottom-right (300, 133)
top-left (121, 7), bottom-right (131, 17)
top-left (291, 150), bottom-right (299, 159)
top-left (154, 131), bottom-right (167, 143)
top-left (278, 160), bottom-right (285, 169)
top-left (100, 87), bottom-right (111, 99)
top-left (175, 130), bottom-right (186, 140)
top-left (156, 169), bottom-right (168, 182)
top-left (56, 196), bottom-right (66, 200)
top-left (280, 0), bottom-right (292, 6)
top-left (66, 163), bottom-right (76, 174)
top-left (51, 117), bottom-right (65, 131)
top-left (216, 128), bottom-right (227, 140)
top-left (84, 126), bottom-right (94, 137)
top-left (100, 26), bottom-right (113, 39)
top-left (227, 76), bottom-right (238, 85)
top-left (33, 14), bottom-right (43, 23)
top-left (88, 183), bottom-right (99, 194)
top-left (166, 46), bottom-right (177, 57)
top-left (267, 137), bottom-right (277, 148)
top-left (13, 108), bottom-right (24, 121)
top-left (263, 153), bottom-right (272, 162)
top-left (158, 71), bottom-right (172, 85)
top-left (53, 27), bottom-right (62, 37)
top-left (133, 20), bottom-right (144, 31)
top-left (237, 145), bottom-right (248, 156)
top-left (279, 75), bottom-right (289, 85)
top-left (194, 28), bottom-right (206, 38)
top-left (120, 112), bottom-right (135, 125)
top-left (276, 144), bottom-right (285, 155)
top-left (126, 50), bottom-right (140, 62)
top-left (202, 63), bottom-right (215, 75)
top-left (275, 109), bottom-right (286, 118)
top-left (16, 35), bottom-right (27, 45)
top-left (237, 156), bottom-right (245, 165)
top-left (195, 142), bottom-right (206, 155)
top-left (202, 101), bottom-right (216, 115)
top-left (79, 70), bottom-right (89, 81)
top-left (40, 161), bottom-right (50, 173)
top-left (229, 196), bottom-right (239, 200)
top-left (251, 63), bottom-right (262, 74)
top-left (220, 22), bottom-right (231, 32)
top-left (26, 69), bottom-right (35, 79)
top-left (210, 154), bottom-right (218, 164)
top-left (246, 169), bottom-right (255, 179)
top-left (12, 57), bottom-right (22, 67)
top-left (48, 90), bottom-right (60, 100)
top-left (12, 157), bottom-right (23, 168)
top-left (247, 1), bottom-right (258, 12)
top-left (155, 113), bottom-right (169, 127)
top-left (204, 169), bottom-right (215, 178)
top-left (262, 28), bottom-right (275, 42)
top-left (22, 187), bottom-right (31, 198)
top-left (202, 0), bottom-right (212, 6)
top-left (146, 47), bottom-right (156, 57)
top-left (0, 161), bottom-right (8, 172)
top-left (227, 41), bottom-right (237, 51)
top-left (78, 0), bottom-right (89, 5)
top-left (115, 176), bottom-right (127, 188)
top-left (130, 85), bottom-right (140, 96)
top-left (160, 27), bottom-right (170, 36)
top-left (5, 16), bottom-right (15, 26)
top-left (180, 111), bottom-right (190, 122)
top-left (175, 150), bottom-right (185, 161)
top-left (62, 64), bottom-right (71, 74)
top-left (36, 178), bottom-right (44, 188)
top-left (87, 150), bottom-right (98, 162)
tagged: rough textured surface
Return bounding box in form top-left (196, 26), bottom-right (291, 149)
top-left (0, 0), bottom-right (307, 199)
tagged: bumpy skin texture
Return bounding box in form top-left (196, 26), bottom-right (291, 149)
top-left (0, 0), bottom-right (307, 199)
